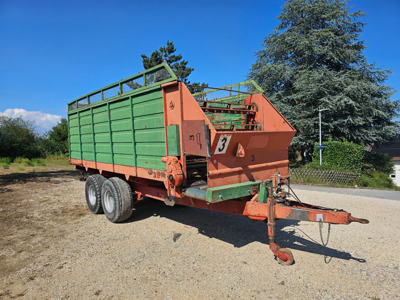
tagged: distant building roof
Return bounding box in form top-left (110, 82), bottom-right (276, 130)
top-left (372, 136), bottom-right (400, 161)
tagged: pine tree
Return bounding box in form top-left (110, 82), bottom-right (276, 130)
top-left (141, 41), bottom-right (207, 93)
top-left (249, 0), bottom-right (399, 159)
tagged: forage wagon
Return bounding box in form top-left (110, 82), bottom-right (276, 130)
top-left (68, 63), bottom-right (368, 264)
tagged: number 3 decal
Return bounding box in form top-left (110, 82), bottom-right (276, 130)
top-left (214, 134), bottom-right (232, 154)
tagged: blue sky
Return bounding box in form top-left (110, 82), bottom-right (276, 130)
top-left (0, 0), bottom-right (399, 133)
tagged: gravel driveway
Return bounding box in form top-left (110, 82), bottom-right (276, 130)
top-left (1, 169), bottom-right (399, 299)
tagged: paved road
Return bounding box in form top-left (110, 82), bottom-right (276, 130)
top-left (292, 184), bottom-right (400, 201)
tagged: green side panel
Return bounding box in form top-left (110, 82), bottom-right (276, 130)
top-left (135, 128), bottom-right (165, 142)
top-left (110, 100), bottom-right (130, 110)
top-left (112, 131), bottom-right (133, 143)
top-left (81, 133), bottom-right (93, 143)
top-left (93, 123), bottom-right (109, 133)
top-left (167, 125), bottom-right (180, 156)
top-left (134, 114), bottom-right (164, 130)
top-left (206, 181), bottom-right (262, 203)
top-left (79, 110), bottom-right (91, 117)
top-left (136, 143), bottom-right (166, 156)
top-left (83, 152), bottom-right (94, 161)
top-left (137, 156), bottom-right (166, 170)
top-left (133, 98), bottom-right (163, 117)
top-left (94, 132), bottom-right (111, 143)
top-left (96, 143), bottom-right (111, 153)
top-left (92, 105), bottom-right (108, 113)
top-left (114, 154), bottom-right (135, 166)
top-left (132, 90), bottom-right (163, 104)
top-left (80, 124), bottom-right (92, 134)
top-left (70, 144), bottom-right (81, 152)
top-left (93, 112), bottom-right (109, 123)
top-left (111, 119), bottom-right (132, 131)
top-left (69, 135), bottom-right (80, 143)
top-left (96, 153), bottom-right (112, 164)
top-left (133, 92), bottom-right (165, 170)
top-left (69, 118), bottom-right (79, 127)
top-left (68, 87), bottom-right (165, 171)
top-left (69, 127), bottom-right (79, 135)
top-left (80, 115), bottom-right (91, 125)
top-left (113, 143), bottom-right (135, 155)
top-left (110, 106), bottom-right (131, 121)
top-left (82, 143), bottom-right (93, 152)
top-left (70, 151), bottom-right (81, 159)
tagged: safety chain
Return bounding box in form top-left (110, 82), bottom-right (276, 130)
top-left (319, 220), bottom-right (331, 246)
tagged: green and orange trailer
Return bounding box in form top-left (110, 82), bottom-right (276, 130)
top-left (68, 63), bottom-right (368, 265)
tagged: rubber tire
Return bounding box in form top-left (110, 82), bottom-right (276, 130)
top-left (277, 248), bottom-right (294, 265)
top-left (101, 177), bottom-right (133, 223)
top-left (85, 174), bottom-right (106, 214)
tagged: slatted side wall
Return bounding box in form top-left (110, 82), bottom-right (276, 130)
top-left (133, 90), bottom-right (166, 170)
top-left (68, 88), bottom-right (166, 171)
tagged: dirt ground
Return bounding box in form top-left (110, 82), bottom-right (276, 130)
top-left (1, 168), bottom-right (399, 299)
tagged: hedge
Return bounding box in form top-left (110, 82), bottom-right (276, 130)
top-left (312, 139), bottom-right (364, 173)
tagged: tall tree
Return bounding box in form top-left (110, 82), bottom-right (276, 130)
top-left (141, 41), bottom-right (208, 93)
top-left (249, 0), bottom-right (399, 159)
top-left (0, 116), bottom-right (43, 159)
top-left (45, 118), bottom-right (69, 155)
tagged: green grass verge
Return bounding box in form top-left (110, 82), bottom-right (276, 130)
top-left (0, 155), bottom-right (70, 171)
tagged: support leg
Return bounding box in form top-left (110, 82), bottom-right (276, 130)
top-left (266, 181), bottom-right (294, 265)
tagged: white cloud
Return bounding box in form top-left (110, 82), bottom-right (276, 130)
top-left (0, 108), bottom-right (62, 134)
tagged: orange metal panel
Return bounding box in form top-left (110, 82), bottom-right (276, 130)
top-left (207, 131), bottom-right (294, 187)
top-left (181, 120), bottom-right (207, 156)
top-left (250, 94), bottom-right (295, 132)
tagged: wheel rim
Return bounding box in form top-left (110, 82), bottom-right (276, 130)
top-left (88, 185), bottom-right (96, 206)
top-left (104, 189), bottom-right (115, 213)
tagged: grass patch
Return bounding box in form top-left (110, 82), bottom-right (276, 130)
top-left (44, 155), bottom-right (70, 166)
top-left (27, 275), bottom-right (36, 281)
top-left (31, 158), bottom-right (46, 166)
top-left (24, 159), bottom-right (35, 167)
top-left (0, 155), bottom-right (71, 174)
top-left (359, 171), bottom-right (399, 190)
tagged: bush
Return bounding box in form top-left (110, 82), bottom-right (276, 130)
top-left (0, 158), bottom-right (11, 169)
top-left (31, 158), bottom-right (46, 166)
top-left (312, 139), bottom-right (364, 173)
top-left (358, 172), bottom-right (394, 189)
top-left (14, 157), bottom-right (29, 164)
top-left (363, 152), bottom-right (394, 174)
top-left (0, 157), bottom-right (11, 164)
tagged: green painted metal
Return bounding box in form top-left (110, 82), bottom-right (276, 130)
top-left (167, 125), bottom-right (180, 156)
top-left (258, 182), bottom-right (271, 203)
top-left (205, 181), bottom-right (262, 203)
top-left (68, 64), bottom-right (173, 171)
top-left (193, 81), bottom-right (262, 130)
top-left (67, 63), bottom-right (177, 112)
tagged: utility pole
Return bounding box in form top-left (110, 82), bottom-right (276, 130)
top-left (319, 109), bottom-right (328, 166)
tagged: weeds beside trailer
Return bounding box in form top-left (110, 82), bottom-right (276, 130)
top-left (68, 63), bottom-right (368, 264)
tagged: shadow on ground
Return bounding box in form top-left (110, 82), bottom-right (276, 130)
top-left (125, 198), bottom-right (366, 263)
top-left (0, 169), bottom-right (80, 187)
